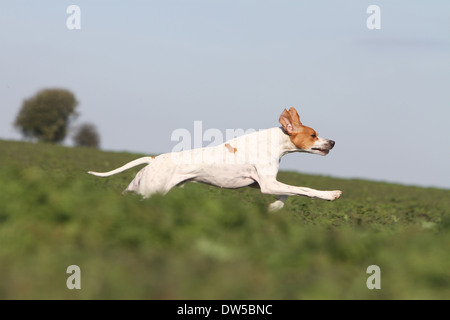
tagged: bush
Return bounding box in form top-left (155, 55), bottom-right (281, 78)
top-left (73, 123), bottom-right (100, 148)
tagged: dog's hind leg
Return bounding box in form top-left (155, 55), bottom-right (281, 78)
top-left (123, 169), bottom-right (144, 195)
top-left (124, 162), bottom-right (196, 198)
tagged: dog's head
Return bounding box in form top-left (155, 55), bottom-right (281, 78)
top-left (279, 107), bottom-right (335, 156)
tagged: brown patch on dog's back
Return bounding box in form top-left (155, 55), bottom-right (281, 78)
top-left (224, 143), bottom-right (237, 153)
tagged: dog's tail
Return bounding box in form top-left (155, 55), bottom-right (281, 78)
top-left (88, 156), bottom-right (154, 177)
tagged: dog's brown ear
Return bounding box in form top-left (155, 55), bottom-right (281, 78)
top-left (288, 107), bottom-right (302, 126)
top-left (279, 108), bottom-right (296, 135)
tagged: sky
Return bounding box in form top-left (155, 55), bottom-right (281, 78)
top-left (1, 1), bottom-right (450, 189)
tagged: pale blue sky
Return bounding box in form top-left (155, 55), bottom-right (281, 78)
top-left (1, 1), bottom-right (450, 189)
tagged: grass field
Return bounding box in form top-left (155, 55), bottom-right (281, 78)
top-left (0, 139), bottom-right (449, 299)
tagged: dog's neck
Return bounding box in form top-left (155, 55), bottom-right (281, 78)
top-left (277, 127), bottom-right (301, 158)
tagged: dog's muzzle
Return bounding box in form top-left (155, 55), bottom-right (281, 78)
top-left (311, 139), bottom-right (335, 155)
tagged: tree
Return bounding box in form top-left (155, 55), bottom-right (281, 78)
top-left (73, 123), bottom-right (100, 148)
top-left (14, 89), bottom-right (78, 143)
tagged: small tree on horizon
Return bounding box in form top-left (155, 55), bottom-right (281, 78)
top-left (14, 88), bottom-right (78, 143)
top-left (72, 123), bottom-right (100, 148)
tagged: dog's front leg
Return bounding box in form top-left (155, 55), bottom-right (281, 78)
top-left (258, 177), bottom-right (342, 201)
top-left (268, 195), bottom-right (288, 212)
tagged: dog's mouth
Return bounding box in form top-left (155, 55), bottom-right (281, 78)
top-left (311, 148), bottom-right (330, 155)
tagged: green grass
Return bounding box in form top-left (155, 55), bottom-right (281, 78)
top-left (0, 139), bottom-right (449, 299)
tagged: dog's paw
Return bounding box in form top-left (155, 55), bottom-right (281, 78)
top-left (324, 190), bottom-right (342, 201)
top-left (268, 200), bottom-right (285, 212)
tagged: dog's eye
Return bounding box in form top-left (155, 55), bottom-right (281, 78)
top-left (311, 134), bottom-right (317, 138)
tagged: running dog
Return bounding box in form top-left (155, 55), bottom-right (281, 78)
top-left (88, 108), bottom-right (342, 211)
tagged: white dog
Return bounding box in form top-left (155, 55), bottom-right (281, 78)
top-left (89, 108), bottom-right (342, 211)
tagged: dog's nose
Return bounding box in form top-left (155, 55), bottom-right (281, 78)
top-left (329, 140), bottom-right (335, 149)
